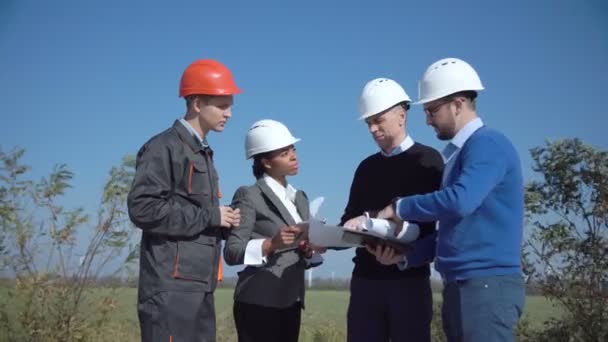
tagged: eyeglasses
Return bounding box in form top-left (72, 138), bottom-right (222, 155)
top-left (424, 98), bottom-right (454, 118)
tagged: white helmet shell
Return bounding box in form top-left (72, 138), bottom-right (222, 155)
top-left (416, 58), bottom-right (484, 104)
top-left (358, 78), bottom-right (411, 120)
top-left (245, 119), bottom-right (300, 159)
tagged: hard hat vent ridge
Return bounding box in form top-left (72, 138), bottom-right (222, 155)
top-left (415, 58), bottom-right (484, 105)
top-left (357, 78), bottom-right (411, 120)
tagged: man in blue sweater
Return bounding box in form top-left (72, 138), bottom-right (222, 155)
top-left (373, 58), bottom-right (525, 342)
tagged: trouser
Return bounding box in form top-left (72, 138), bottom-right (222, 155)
top-left (138, 290), bottom-right (216, 342)
top-left (347, 275), bottom-right (433, 342)
top-left (441, 274), bottom-right (525, 342)
top-left (233, 300), bottom-right (302, 342)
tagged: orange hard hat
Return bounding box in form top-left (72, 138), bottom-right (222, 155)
top-left (179, 59), bottom-right (242, 97)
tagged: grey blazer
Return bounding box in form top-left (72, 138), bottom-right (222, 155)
top-left (224, 178), bottom-right (310, 309)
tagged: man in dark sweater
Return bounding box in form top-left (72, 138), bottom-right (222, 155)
top-left (341, 78), bottom-right (443, 342)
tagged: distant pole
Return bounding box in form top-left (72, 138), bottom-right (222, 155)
top-left (307, 269), bottom-right (312, 288)
top-left (331, 271), bottom-right (335, 284)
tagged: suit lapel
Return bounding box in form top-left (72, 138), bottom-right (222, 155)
top-left (256, 179), bottom-right (296, 226)
top-left (294, 191), bottom-right (309, 221)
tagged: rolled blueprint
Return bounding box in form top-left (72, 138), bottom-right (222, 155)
top-left (362, 218), bottom-right (420, 243)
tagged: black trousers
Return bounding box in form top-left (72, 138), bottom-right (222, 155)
top-left (138, 290), bottom-right (216, 342)
top-left (233, 300), bottom-right (302, 342)
top-left (347, 276), bottom-right (433, 342)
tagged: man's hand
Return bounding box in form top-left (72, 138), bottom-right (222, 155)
top-left (376, 202), bottom-right (396, 221)
top-left (376, 200), bottom-right (404, 236)
top-left (220, 206), bottom-right (240, 228)
top-left (343, 215), bottom-right (367, 230)
top-left (365, 244), bottom-right (402, 266)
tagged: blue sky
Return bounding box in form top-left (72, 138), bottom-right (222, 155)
top-left (1, 0), bottom-right (607, 278)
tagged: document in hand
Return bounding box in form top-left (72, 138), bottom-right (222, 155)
top-left (277, 197), bottom-right (420, 254)
top-left (273, 219), bottom-right (349, 254)
top-left (343, 218), bottom-right (420, 254)
top-left (307, 217), bottom-right (361, 249)
top-left (274, 197), bottom-right (345, 253)
top-left (303, 196), bottom-right (359, 249)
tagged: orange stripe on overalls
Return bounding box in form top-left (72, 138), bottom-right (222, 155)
top-left (217, 257), bottom-right (223, 282)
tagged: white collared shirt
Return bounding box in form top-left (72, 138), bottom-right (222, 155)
top-left (441, 118), bottom-right (484, 186)
top-left (243, 174), bottom-right (304, 265)
top-left (380, 135), bottom-right (415, 157)
top-left (179, 118), bottom-right (208, 147)
top-left (262, 174), bottom-right (303, 223)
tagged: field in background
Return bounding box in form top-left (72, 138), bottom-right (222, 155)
top-left (0, 287), bottom-right (559, 341)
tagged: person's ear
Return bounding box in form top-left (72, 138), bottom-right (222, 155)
top-left (261, 157), bottom-right (272, 170)
top-left (192, 96), bottom-right (210, 113)
top-left (453, 98), bottom-right (464, 116)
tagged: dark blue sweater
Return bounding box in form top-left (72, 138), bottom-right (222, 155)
top-left (398, 127), bottom-right (524, 281)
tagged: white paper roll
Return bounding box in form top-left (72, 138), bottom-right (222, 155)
top-left (363, 218), bottom-right (420, 242)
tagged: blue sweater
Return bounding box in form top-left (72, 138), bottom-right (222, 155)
top-left (398, 126), bottom-right (524, 281)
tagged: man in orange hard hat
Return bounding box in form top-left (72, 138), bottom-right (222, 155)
top-left (128, 59), bottom-right (242, 342)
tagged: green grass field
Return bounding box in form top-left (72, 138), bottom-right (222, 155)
top-left (0, 287), bottom-right (560, 341)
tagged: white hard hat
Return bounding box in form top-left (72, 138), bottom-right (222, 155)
top-left (358, 78), bottom-right (411, 120)
top-left (416, 58), bottom-right (484, 104)
top-left (245, 119), bottom-right (300, 159)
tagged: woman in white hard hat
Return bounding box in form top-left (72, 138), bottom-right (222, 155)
top-left (223, 119), bottom-right (322, 342)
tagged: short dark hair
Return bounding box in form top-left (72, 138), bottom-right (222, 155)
top-left (450, 91), bottom-right (477, 110)
top-left (453, 90), bottom-right (477, 101)
top-left (185, 94), bottom-right (211, 107)
top-left (252, 153), bottom-right (270, 179)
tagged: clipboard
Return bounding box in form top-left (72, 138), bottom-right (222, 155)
top-left (267, 220), bottom-right (346, 255)
top-left (341, 229), bottom-right (412, 254)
